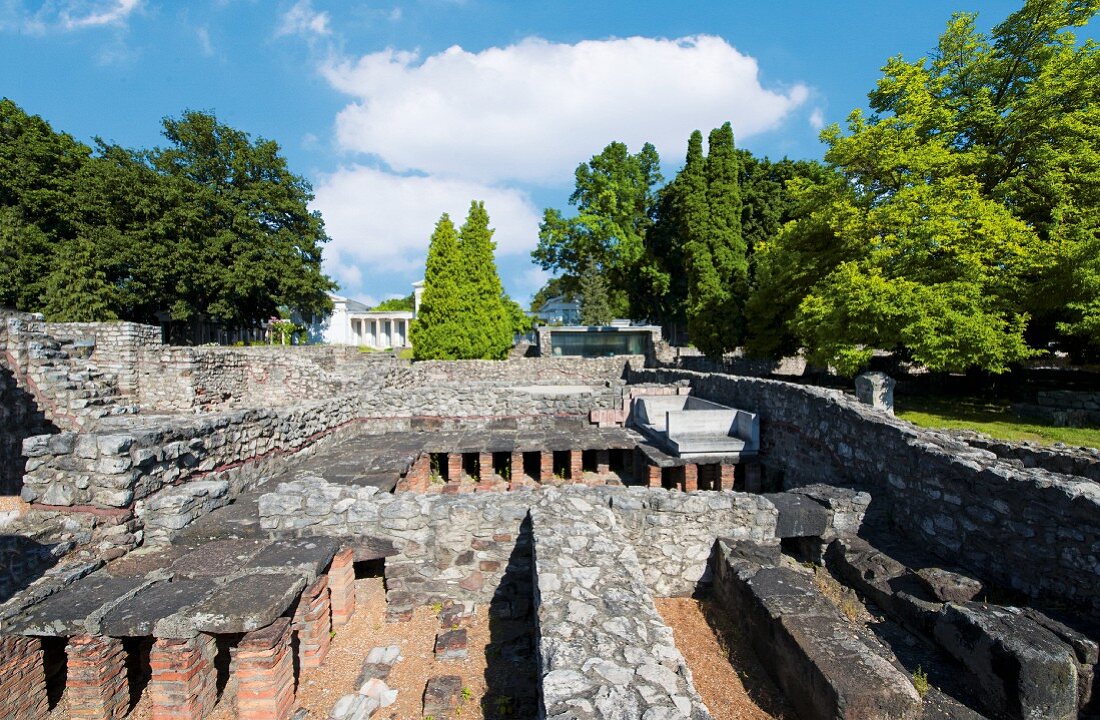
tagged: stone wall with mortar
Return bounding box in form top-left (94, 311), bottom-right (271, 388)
top-left (530, 488), bottom-right (712, 719)
top-left (629, 364), bottom-right (1100, 619)
top-left (952, 430), bottom-right (1100, 484)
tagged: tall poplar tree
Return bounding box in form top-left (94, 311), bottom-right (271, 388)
top-left (458, 201), bottom-right (513, 359)
top-left (411, 213), bottom-right (466, 359)
top-left (684, 122), bottom-right (747, 357)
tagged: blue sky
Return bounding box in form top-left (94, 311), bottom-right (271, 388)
top-left (3, 1), bottom-right (1092, 307)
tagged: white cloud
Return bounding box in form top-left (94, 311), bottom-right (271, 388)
top-left (276, 0), bottom-right (329, 37)
top-left (313, 165), bottom-right (542, 286)
top-left (809, 107), bottom-right (825, 130)
top-left (2, 0), bottom-right (141, 33)
top-left (323, 35), bottom-right (809, 184)
top-left (62, 0), bottom-right (141, 29)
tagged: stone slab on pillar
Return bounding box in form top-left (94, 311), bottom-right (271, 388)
top-left (329, 547), bottom-right (356, 628)
top-left (510, 452), bottom-right (524, 484)
top-left (646, 464), bottom-right (662, 488)
top-left (568, 450), bottom-right (583, 483)
top-left (683, 463), bottom-right (698, 492)
top-left (539, 452), bottom-right (554, 483)
top-left (234, 618), bottom-right (297, 720)
top-left (293, 575), bottom-right (331, 668)
top-left (66, 635), bottom-right (129, 720)
top-left (149, 634), bottom-right (217, 720)
top-left (595, 450), bottom-right (610, 475)
top-left (478, 452), bottom-right (494, 483)
top-left (0, 635), bottom-right (48, 720)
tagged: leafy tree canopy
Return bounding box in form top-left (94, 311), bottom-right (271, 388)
top-left (0, 100), bottom-right (335, 327)
top-left (373, 293), bottom-right (414, 311)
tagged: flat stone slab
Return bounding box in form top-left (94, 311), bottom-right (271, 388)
top-left (100, 578), bottom-right (215, 636)
top-left (764, 493), bottom-right (831, 538)
top-left (190, 572), bottom-right (306, 634)
top-left (9, 572), bottom-right (150, 636)
top-left (170, 539), bottom-right (269, 578)
top-left (349, 536), bottom-right (399, 561)
top-left (247, 538), bottom-right (340, 577)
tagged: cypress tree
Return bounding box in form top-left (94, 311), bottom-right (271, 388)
top-left (685, 122), bottom-right (747, 357)
top-left (579, 258), bottom-right (614, 326)
top-left (458, 201), bottom-right (512, 359)
top-left (411, 213), bottom-right (466, 359)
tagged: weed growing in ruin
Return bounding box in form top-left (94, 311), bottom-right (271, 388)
top-left (430, 601), bottom-right (443, 614)
top-left (461, 686), bottom-right (473, 701)
top-left (913, 666), bottom-right (930, 698)
top-left (500, 464), bottom-right (511, 481)
top-left (813, 566), bottom-right (863, 623)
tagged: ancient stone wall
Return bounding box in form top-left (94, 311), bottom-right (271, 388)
top-left (953, 430), bottom-right (1100, 484)
top-left (630, 365), bottom-right (1100, 619)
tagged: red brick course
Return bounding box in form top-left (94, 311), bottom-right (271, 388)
top-left (683, 463), bottom-right (698, 492)
top-left (478, 452), bottom-right (494, 483)
top-left (293, 575), bottom-right (331, 669)
top-left (233, 618), bottom-right (296, 720)
top-left (66, 635), bottom-right (129, 720)
top-left (328, 547), bottom-right (356, 628)
top-left (568, 450), bottom-right (583, 482)
top-left (510, 452), bottom-right (524, 483)
top-left (539, 452), bottom-right (554, 483)
top-left (0, 635), bottom-right (48, 720)
top-left (148, 634), bottom-right (217, 720)
top-left (446, 453), bottom-right (463, 482)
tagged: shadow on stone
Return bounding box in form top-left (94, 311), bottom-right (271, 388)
top-left (481, 515), bottom-right (539, 720)
top-left (0, 534), bottom-right (63, 604)
top-left (1, 364), bottom-right (58, 496)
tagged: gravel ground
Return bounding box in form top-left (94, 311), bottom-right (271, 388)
top-left (654, 597), bottom-right (798, 720)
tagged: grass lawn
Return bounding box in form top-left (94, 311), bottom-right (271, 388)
top-left (896, 395), bottom-right (1100, 449)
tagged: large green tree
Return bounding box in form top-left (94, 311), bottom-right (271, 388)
top-left (751, 0), bottom-right (1099, 372)
top-left (458, 201), bottom-right (513, 359)
top-left (532, 141), bottom-right (663, 318)
top-left (411, 213), bottom-right (466, 359)
top-left (0, 101), bottom-right (335, 328)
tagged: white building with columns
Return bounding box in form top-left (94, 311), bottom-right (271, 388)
top-left (307, 281), bottom-right (424, 348)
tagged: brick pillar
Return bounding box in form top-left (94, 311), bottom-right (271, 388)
top-left (539, 452), bottom-right (554, 483)
top-left (234, 618), bottom-right (296, 720)
top-left (569, 450), bottom-right (583, 483)
top-left (447, 453), bottom-right (464, 483)
top-left (328, 547), bottom-right (356, 628)
top-left (510, 452), bottom-right (524, 484)
top-left (646, 464), bottom-right (662, 488)
top-left (478, 452), bottom-right (494, 483)
top-left (148, 634), bottom-right (217, 720)
top-left (720, 464), bottom-right (734, 491)
top-left (745, 462), bottom-right (762, 493)
top-left (0, 636), bottom-right (48, 720)
top-left (683, 463), bottom-right (698, 492)
top-left (595, 450), bottom-right (610, 474)
top-left (293, 575), bottom-right (331, 668)
top-left (66, 635), bottom-right (129, 720)
top-left (405, 454), bottom-right (431, 492)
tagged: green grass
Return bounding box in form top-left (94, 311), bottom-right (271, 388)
top-left (896, 395), bottom-right (1100, 448)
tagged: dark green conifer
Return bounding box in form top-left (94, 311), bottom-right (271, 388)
top-left (411, 213), bottom-right (466, 359)
top-left (458, 201), bottom-right (513, 359)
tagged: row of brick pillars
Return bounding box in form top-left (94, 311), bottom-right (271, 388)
top-left (0, 545), bottom-right (359, 720)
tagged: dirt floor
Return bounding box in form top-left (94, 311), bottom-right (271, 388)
top-left (46, 576), bottom-right (529, 720)
top-left (655, 597), bottom-right (798, 720)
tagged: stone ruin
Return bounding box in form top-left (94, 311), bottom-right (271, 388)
top-left (0, 310), bottom-right (1097, 720)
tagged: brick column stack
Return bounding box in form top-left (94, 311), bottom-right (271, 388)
top-left (66, 635), bottom-right (129, 720)
top-left (148, 635), bottom-right (217, 720)
top-left (234, 618), bottom-right (296, 720)
top-left (683, 463), bottom-right (698, 492)
top-left (720, 464), bottom-right (735, 491)
top-left (328, 547), bottom-right (356, 628)
top-left (646, 464), bottom-right (662, 488)
top-left (568, 451), bottom-right (583, 483)
top-left (0, 636), bottom-right (48, 720)
top-left (509, 452), bottom-right (524, 485)
top-left (539, 452), bottom-right (554, 483)
top-left (478, 453), bottom-right (494, 484)
top-left (446, 453), bottom-right (464, 483)
top-left (293, 575), bottom-right (331, 668)
top-left (403, 454), bottom-right (431, 492)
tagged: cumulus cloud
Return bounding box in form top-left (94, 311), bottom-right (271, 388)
top-left (276, 0), bottom-right (329, 38)
top-left (323, 35), bottom-right (809, 184)
top-left (313, 165), bottom-right (542, 290)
